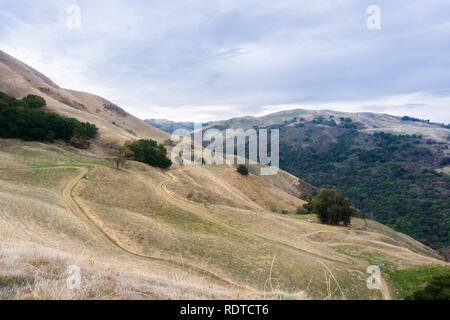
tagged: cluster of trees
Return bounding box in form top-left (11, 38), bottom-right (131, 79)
top-left (300, 189), bottom-right (358, 226)
top-left (406, 274), bottom-right (450, 300)
top-left (401, 115), bottom-right (429, 123)
top-left (108, 139), bottom-right (172, 169)
top-left (0, 92), bottom-right (171, 169)
top-left (279, 123), bottom-right (450, 249)
top-left (0, 91), bottom-right (97, 148)
top-left (21, 94), bottom-right (46, 109)
top-left (402, 115), bottom-right (450, 129)
top-left (127, 139), bottom-right (172, 168)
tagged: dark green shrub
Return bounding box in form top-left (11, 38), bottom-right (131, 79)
top-left (237, 164), bottom-right (249, 175)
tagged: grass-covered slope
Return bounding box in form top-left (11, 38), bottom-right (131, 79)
top-left (204, 114), bottom-right (450, 249)
top-left (0, 139), bottom-right (447, 299)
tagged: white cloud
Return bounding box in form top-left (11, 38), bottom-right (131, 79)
top-left (1, 0), bottom-right (450, 122)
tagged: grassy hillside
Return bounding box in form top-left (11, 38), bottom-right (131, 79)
top-left (203, 113), bottom-right (450, 250)
top-left (0, 138), bottom-right (447, 299)
top-left (278, 122), bottom-right (449, 249)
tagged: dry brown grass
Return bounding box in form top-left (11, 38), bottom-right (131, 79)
top-left (0, 241), bottom-right (237, 300)
top-left (0, 140), bottom-right (447, 300)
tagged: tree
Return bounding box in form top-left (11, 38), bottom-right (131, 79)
top-left (107, 143), bottom-right (132, 169)
top-left (22, 94), bottom-right (46, 108)
top-left (127, 139), bottom-right (172, 168)
top-left (237, 164), bottom-right (249, 175)
top-left (311, 189), bottom-right (358, 226)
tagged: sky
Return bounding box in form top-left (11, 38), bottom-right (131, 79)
top-left (1, 0), bottom-right (450, 123)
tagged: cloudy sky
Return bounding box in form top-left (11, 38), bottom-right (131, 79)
top-left (1, 0), bottom-right (450, 122)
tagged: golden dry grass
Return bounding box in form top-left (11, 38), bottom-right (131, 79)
top-left (0, 139), bottom-right (447, 300)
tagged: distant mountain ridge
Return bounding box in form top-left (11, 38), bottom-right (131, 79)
top-left (144, 119), bottom-right (195, 133)
top-left (148, 108), bottom-right (449, 142)
top-left (144, 119), bottom-right (211, 135)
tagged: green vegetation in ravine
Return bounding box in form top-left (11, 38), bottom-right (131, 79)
top-left (276, 119), bottom-right (450, 249)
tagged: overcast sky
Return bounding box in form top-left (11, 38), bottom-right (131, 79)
top-left (1, 0), bottom-right (450, 122)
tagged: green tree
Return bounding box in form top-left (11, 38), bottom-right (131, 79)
top-left (127, 139), bottom-right (172, 168)
top-left (237, 164), bottom-right (249, 175)
top-left (311, 189), bottom-right (358, 226)
top-left (21, 94), bottom-right (46, 108)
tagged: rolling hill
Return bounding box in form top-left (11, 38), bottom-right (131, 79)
top-left (0, 50), bottom-right (168, 147)
top-left (208, 109), bottom-right (450, 142)
top-left (159, 109), bottom-right (449, 250)
top-left (0, 50), bottom-right (448, 300)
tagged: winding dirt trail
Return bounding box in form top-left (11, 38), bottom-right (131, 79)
top-left (60, 166), bottom-right (256, 293)
top-left (156, 171), bottom-right (357, 266)
top-left (156, 170), bottom-right (395, 300)
top-left (3, 164), bottom-right (393, 299)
